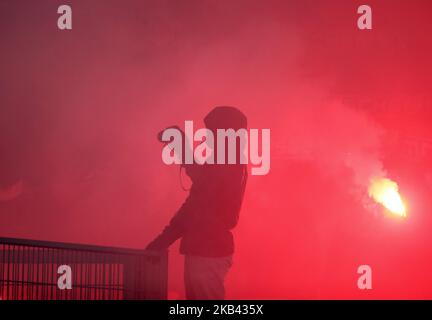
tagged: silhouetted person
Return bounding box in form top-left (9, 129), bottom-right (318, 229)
top-left (146, 106), bottom-right (248, 300)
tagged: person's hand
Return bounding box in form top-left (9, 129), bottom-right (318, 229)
top-left (157, 125), bottom-right (183, 143)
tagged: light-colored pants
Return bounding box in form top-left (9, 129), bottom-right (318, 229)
top-left (184, 255), bottom-right (233, 300)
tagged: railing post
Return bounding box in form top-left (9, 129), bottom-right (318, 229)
top-left (123, 251), bottom-right (168, 300)
top-left (123, 256), bottom-right (138, 300)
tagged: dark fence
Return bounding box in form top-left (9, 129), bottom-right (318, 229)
top-left (0, 237), bottom-right (167, 300)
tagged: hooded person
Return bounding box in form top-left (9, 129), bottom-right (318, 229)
top-left (146, 106), bottom-right (248, 300)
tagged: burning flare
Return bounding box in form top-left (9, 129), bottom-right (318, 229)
top-left (368, 177), bottom-right (406, 217)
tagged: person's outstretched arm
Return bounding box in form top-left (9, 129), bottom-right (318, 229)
top-left (145, 193), bottom-right (194, 251)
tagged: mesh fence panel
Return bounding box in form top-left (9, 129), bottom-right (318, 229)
top-left (0, 238), bottom-right (167, 300)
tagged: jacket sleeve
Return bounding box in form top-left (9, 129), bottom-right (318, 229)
top-left (147, 192), bottom-right (195, 250)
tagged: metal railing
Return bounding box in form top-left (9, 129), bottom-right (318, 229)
top-left (0, 237), bottom-right (167, 300)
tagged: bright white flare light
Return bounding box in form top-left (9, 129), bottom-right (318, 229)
top-left (368, 177), bottom-right (406, 217)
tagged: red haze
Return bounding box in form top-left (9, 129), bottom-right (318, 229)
top-left (1, 0), bottom-right (432, 299)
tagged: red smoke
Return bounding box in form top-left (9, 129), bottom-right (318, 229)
top-left (1, 0), bottom-right (432, 299)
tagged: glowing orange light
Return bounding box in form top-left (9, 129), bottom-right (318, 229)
top-left (368, 177), bottom-right (406, 217)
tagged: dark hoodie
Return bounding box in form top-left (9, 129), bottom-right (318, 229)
top-left (149, 106), bottom-right (248, 257)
